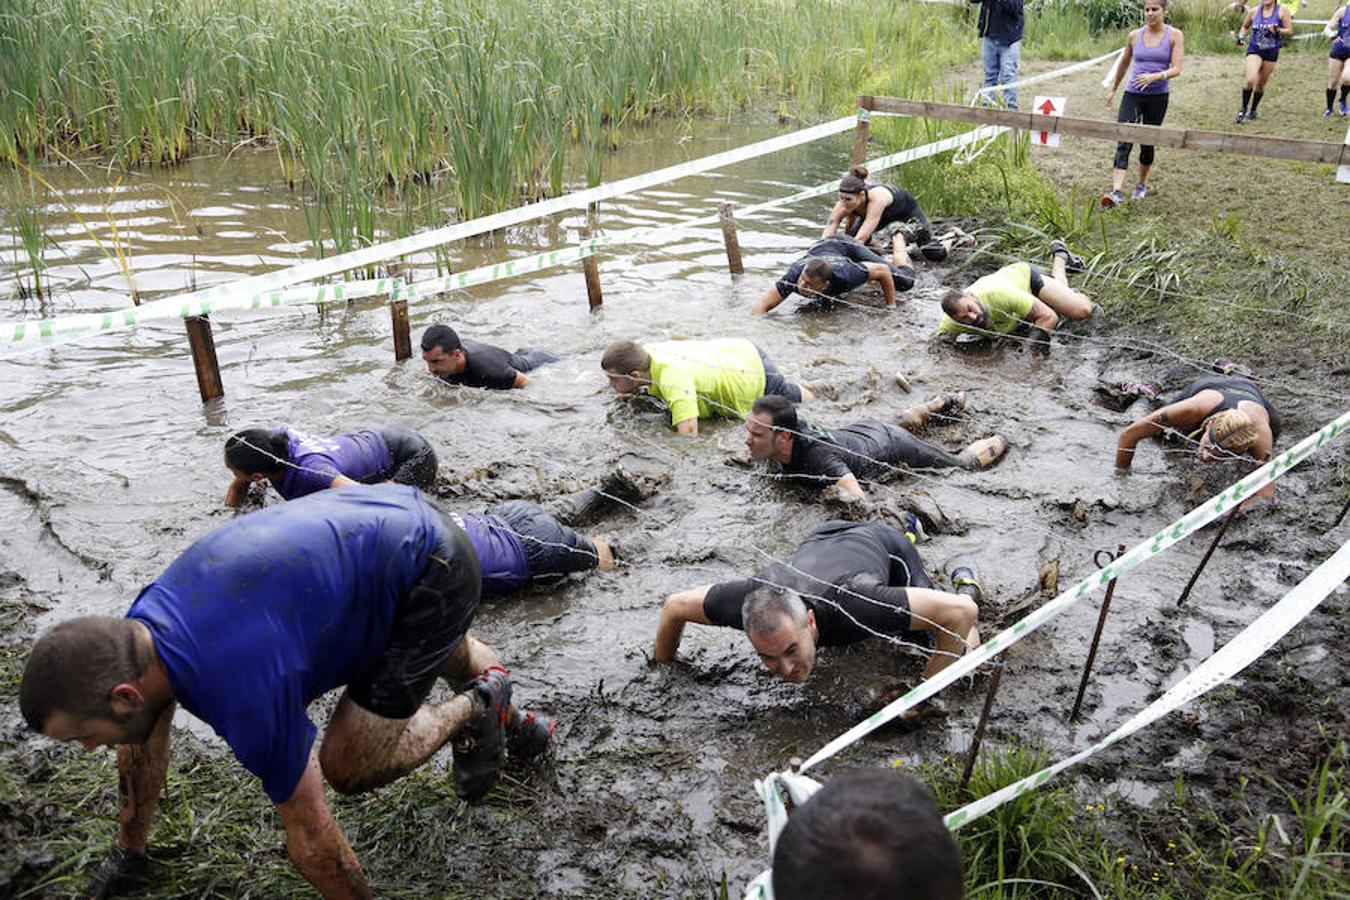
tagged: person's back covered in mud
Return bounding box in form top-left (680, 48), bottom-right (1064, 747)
top-left (653, 520), bottom-right (981, 690)
top-left (935, 240), bottom-right (1096, 351)
top-left (600, 337), bottom-right (812, 436)
top-left (771, 769), bottom-right (963, 900)
top-left (743, 394), bottom-right (1007, 503)
top-left (752, 233), bottom-right (916, 314)
top-left (421, 323), bottom-right (561, 390)
top-left (17, 485), bottom-right (553, 899)
top-left (1115, 371), bottom-right (1281, 499)
top-left (223, 425), bottom-right (437, 505)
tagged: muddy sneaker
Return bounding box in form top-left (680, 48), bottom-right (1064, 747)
top-left (506, 710), bottom-right (556, 765)
top-left (897, 220), bottom-right (932, 247)
top-left (452, 666), bottom-right (512, 802)
top-left (1212, 357), bottom-right (1257, 379)
top-left (1100, 189), bottom-right (1125, 209)
top-left (903, 513), bottom-right (928, 545)
top-left (1131, 183), bottom-right (1147, 201)
top-left (1235, 110), bottom-right (1247, 124)
top-left (1341, 100), bottom-right (1349, 116)
top-left (938, 390), bottom-right (970, 417)
top-left (965, 435), bottom-right (1008, 469)
top-left (950, 567), bottom-right (984, 603)
top-left (1326, 108), bottom-right (1335, 118)
top-left (939, 226), bottom-right (977, 248)
top-left (1118, 380), bottom-right (1161, 401)
top-left (1049, 239), bottom-right (1086, 273)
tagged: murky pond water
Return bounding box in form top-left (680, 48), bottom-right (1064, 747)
top-left (1, 114), bottom-right (1345, 893)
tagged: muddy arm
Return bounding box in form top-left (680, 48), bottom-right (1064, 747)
top-left (115, 702), bottom-right (175, 853)
top-left (752, 284), bottom-right (788, 316)
top-left (653, 586), bottom-right (713, 662)
top-left (329, 474), bottom-right (360, 489)
top-left (1115, 396), bottom-right (1209, 469)
top-left (224, 474), bottom-right (250, 507)
top-left (276, 754), bottom-right (371, 899)
top-left (512, 370), bottom-right (529, 389)
top-left (834, 473), bottom-right (869, 503)
top-left (821, 201), bottom-right (847, 238)
top-left (864, 263), bottom-right (897, 308)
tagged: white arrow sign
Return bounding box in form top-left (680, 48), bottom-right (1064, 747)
top-left (1033, 95), bottom-right (1066, 148)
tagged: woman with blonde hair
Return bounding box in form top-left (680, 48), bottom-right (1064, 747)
top-left (1115, 373), bottom-right (1280, 494)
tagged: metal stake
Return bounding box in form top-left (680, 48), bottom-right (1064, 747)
top-left (1070, 543), bottom-right (1126, 723)
top-left (958, 655), bottom-right (1004, 795)
top-left (1332, 493), bottom-right (1350, 529)
top-left (1176, 508), bottom-right (1238, 607)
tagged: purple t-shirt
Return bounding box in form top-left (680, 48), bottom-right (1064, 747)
top-left (273, 429), bottom-right (394, 500)
top-left (448, 511), bottom-right (530, 596)
top-left (1129, 26), bottom-right (1173, 95)
top-left (126, 485), bottom-right (446, 803)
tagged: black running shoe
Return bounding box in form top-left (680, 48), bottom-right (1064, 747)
top-left (452, 666), bottom-right (512, 802)
top-left (1049, 239), bottom-right (1086, 274)
top-left (507, 710), bottom-right (556, 764)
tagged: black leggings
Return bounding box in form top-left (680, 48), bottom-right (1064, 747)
top-left (379, 428), bottom-right (438, 489)
top-left (1113, 91), bottom-right (1169, 170)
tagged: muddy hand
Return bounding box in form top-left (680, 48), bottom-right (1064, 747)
top-left (80, 845), bottom-right (149, 899)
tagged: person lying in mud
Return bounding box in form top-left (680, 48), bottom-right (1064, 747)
top-left (19, 486), bottom-right (553, 899)
top-left (751, 233), bottom-right (915, 314)
top-left (223, 425), bottom-right (436, 505)
top-left (935, 240), bottom-right (1096, 349)
top-left (654, 520), bottom-right (981, 686)
top-left (421, 323), bottom-right (560, 389)
top-left (743, 394), bottom-right (1007, 503)
top-left (771, 769), bottom-right (963, 900)
top-left (601, 337), bottom-right (812, 436)
top-left (822, 164), bottom-right (974, 262)
top-left (454, 499), bottom-right (615, 597)
top-left (1115, 373), bottom-right (1280, 498)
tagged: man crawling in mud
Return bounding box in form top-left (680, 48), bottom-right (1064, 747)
top-left (18, 485), bottom-right (551, 899)
top-left (653, 520), bottom-right (981, 685)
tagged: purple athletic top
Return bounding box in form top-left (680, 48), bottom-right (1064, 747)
top-left (1129, 26), bottom-right (1173, 94)
top-left (448, 511), bottom-right (530, 595)
top-left (1248, 3), bottom-right (1284, 52)
top-left (1334, 6), bottom-right (1350, 51)
top-left (273, 429), bottom-right (393, 500)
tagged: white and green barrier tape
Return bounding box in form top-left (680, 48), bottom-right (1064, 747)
top-left (743, 537), bottom-right (1350, 899)
top-left (798, 408), bottom-right (1350, 772)
top-left (1, 124), bottom-right (1004, 355)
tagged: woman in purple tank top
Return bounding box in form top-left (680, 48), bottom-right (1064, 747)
top-left (1101, 0), bottom-right (1185, 208)
top-left (1324, 3), bottom-right (1350, 116)
top-left (1235, 0), bottom-right (1292, 122)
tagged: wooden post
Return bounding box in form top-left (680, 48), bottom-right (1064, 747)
top-left (582, 209), bottom-right (603, 310)
top-left (390, 299), bottom-right (411, 361)
top-left (184, 315), bottom-right (223, 402)
top-left (851, 110), bottom-right (871, 166)
top-left (718, 202), bottom-right (744, 275)
top-left (1332, 493), bottom-right (1350, 529)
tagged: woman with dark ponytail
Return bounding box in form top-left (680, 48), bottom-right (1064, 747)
top-left (822, 166), bottom-right (969, 261)
top-left (223, 426), bottom-right (438, 506)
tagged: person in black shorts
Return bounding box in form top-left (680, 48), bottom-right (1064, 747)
top-left (1116, 373), bottom-right (1281, 497)
top-left (772, 770), bottom-right (963, 900)
top-left (822, 165), bottom-right (972, 262)
top-left (744, 395), bottom-right (1008, 502)
top-left (421, 323), bottom-right (561, 389)
top-left (653, 520), bottom-right (981, 684)
top-left (752, 233), bottom-right (916, 315)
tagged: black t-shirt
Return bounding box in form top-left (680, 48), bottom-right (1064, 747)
top-left (440, 338), bottom-right (520, 390)
top-left (774, 236), bottom-right (886, 300)
top-left (702, 521), bottom-right (934, 646)
top-left (783, 419), bottom-right (898, 482)
top-left (844, 184), bottom-right (924, 235)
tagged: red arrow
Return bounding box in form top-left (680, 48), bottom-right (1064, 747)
top-left (1037, 98), bottom-right (1057, 115)
top-left (1040, 131), bottom-right (1049, 144)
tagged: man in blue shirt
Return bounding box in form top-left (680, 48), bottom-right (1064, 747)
top-left (971, 0), bottom-right (1025, 110)
top-left (18, 486), bottom-right (551, 898)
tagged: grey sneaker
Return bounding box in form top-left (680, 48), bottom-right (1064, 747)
top-left (1131, 183), bottom-right (1147, 201)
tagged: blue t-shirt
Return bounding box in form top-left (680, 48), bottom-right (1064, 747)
top-left (774, 236), bottom-right (880, 300)
top-left (450, 511), bottom-right (530, 596)
top-left (274, 429), bottom-right (394, 500)
top-left (126, 485), bottom-right (445, 803)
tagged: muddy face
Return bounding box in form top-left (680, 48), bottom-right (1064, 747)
top-left (743, 413), bottom-right (788, 462)
top-left (747, 614), bottom-right (818, 683)
top-left (422, 345), bottom-right (466, 378)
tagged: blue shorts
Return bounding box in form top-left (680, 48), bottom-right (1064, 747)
top-left (1332, 46), bottom-right (1350, 62)
top-left (755, 345), bottom-right (803, 403)
top-left (1247, 46), bottom-right (1280, 63)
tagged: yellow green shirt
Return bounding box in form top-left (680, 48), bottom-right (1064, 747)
top-left (937, 262), bottom-right (1036, 336)
top-left (646, 338), bottom-right (766, 426)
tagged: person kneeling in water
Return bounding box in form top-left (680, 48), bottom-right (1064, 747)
top-left (744, 394), bottom-right (1007, 503)
top-left (822, 165), bottom-right (974, 261)
top-left (654, 520), bottom-right (980, 686)
top-left (224, 426), bottom-right (437, 506)
top-left (935, 240), bottom-right (1095, 350)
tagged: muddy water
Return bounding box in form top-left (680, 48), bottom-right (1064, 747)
top-left (1, 115), bottom-right (1346, 894)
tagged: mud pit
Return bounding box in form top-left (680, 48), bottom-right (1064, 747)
top-left (1, 115), bottom-right (1346, 895)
